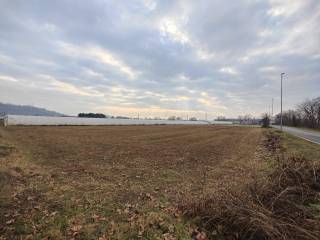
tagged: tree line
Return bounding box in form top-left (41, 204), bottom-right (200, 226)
top-left (78, 113), bottom-right (106, 118)
top-left (275, 96), bottom-right (320, 129)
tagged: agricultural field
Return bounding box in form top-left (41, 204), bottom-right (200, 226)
top-left (0, 125), bottom-right (320, 239)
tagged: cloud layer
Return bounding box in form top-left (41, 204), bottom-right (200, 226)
top-left (0, 0), bottom-right (319, 118)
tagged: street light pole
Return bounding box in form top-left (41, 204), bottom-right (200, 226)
top-left (272, 98), bottom-right (274, 117)
top-left (280, 73), bottom-right (285, 131)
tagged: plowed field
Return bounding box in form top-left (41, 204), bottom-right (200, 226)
top-left (0, 125), bottom-right (264, 239)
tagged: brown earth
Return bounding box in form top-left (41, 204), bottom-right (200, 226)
top-left (0, 125), bottom-right (265, 239)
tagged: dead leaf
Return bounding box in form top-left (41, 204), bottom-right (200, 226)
top-left (138, 223), bottom-right (145, 236)
top-left (71, 225), bottom-right (82, 232)
top-left (27, 196), bottom-right (34, 201)
top-left (50, 211), bottom-right (58, 216)
top-left (191, 229), bottom-right (208, 240)
top-left (6, 219), bottom-right (15, 225)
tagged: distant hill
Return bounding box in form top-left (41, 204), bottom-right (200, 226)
top-left (0, 103), bottom-right (64, 116)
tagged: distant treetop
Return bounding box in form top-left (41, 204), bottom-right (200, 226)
top-left (78, 113), bottom-right (106, 118)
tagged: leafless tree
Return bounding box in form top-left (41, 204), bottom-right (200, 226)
top-left (275, 96), bottom-right (320, 129)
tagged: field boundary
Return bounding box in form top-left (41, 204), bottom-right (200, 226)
top-left (4, 114), bottom-right (234, 126)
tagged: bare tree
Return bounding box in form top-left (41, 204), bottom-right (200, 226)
top-left (261, 113), bottom-right (270, 128)
top-left (298, 98), bottom-right (318, 128)
top-left (276, 96), bottom-right (320, 129)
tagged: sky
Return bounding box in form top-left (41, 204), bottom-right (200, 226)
top-left (0, 0), bottom-right (319, 119)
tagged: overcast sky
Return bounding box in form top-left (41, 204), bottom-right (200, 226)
top-left (0, 0), bottom-right (319, 119)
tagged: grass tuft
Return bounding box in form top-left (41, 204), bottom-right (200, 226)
top-left (180, 133), bottom-right (320, 240)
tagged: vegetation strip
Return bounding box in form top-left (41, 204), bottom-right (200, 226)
top-left (180, 131), bottom-right (320, 239)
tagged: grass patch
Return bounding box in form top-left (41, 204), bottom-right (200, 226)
top-left (271, 129), bottom-right (320, 161)
top-left (180, 130), bottom-right (320, 240)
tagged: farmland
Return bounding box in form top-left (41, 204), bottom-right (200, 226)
top-left (0, 125), bottom-right (320, 239)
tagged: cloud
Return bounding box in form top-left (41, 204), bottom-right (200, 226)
top-left (220, 67), bottom-right (238, 75)
top-left (39, 74), bottom-right (105, 97)
top-left (0, 75), bottom-right (18, 82)
top-left (159, 18), bottom-right (190, 44)
top-left (58, 42), bottom-right (138, 79)
top-left (0, 0), bottom-right (319, 118)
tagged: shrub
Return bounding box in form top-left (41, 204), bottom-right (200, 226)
top-left (261, 114), bottom-right (270, 128)
top-left (180, 156), bottom-right (320, 239)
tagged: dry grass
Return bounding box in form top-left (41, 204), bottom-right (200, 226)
top-left (2, 125), bottom-right (319, 239)
top-left (180, 132), bottom-right (320, 240)
top-left (0, 125), bottom-right (264, 239)
top-left (270, 129), bottom-right (320, 162)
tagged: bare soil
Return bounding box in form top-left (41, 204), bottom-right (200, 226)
top-left (0, 125), bottom-right (265, 239)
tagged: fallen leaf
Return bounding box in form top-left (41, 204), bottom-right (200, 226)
top-left (6, 219), bottom-right (15, 225)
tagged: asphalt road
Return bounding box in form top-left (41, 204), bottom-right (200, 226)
top-left (272, 125), bottom-right (320, 145)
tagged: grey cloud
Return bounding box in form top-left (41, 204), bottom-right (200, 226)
top-left (0, 0), bottom-right (319, 118)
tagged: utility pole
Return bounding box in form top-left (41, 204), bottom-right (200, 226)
top-left (280, 73), bottom-right (285, 131)
top-left (272, 98), bottom-right (274, 117)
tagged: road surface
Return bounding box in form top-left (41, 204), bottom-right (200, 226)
top-left (272, 125), bottom-right (320, 145)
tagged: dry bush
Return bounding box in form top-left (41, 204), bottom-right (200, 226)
top-left (180, 156), bottom-right (320, 240)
